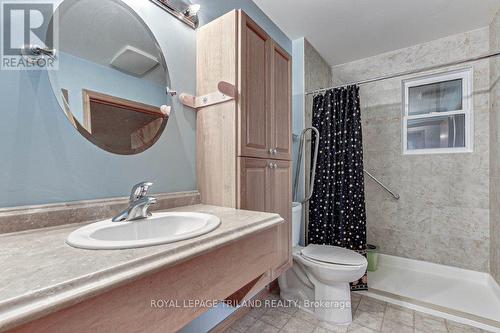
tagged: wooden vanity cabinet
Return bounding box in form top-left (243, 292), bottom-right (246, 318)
top-left (269, 42), bottom-right (292, 161)
top-left (239, 13), bottom-right (292, 161)
top-left (197, 10), bottom-right (292, 278)
top-left (239, 13), bottom-right (272, 159)
top-left (239, 157), bottom-right (291, 277)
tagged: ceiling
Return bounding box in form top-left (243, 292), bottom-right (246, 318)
top-left (254, 0), bottom-right (500, 66)
top-left (55, 0), bottom-right (167, 84)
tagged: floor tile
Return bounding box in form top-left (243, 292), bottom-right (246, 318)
top-left (353, 310), bottom-right (384, 331)
top-left (446, 320), bottom-right (483, 333)
top-left (223, 328), bottom-right (240, 333)
top-left (384, 304), bottom-right (414, 327)
top-left (247, 304), bottom-right (268, 320)
top-left (316, 320), bottom-right (350, 333)
top-left (414, 311), bottom-right (447, 333)
top-left (356, 297), bottom-right (387, 315)
top-left (246, 320), bottom-right (279, 333)
top-left (230, 314), bottom-right (256, 332)
top-left (277, 300), bottom-right (299, 316)
top-left (313, 327), bottom-right (337, 333)
top-left (351, 293), bottom-right (362, 311)
top-left (351, 293), bottom-right (362, 302)
top-left (280, 317), bottom-right (316, 333)
top-left (380, 318), bottom-right (414, 333)
top-left (265, 292), bottom-right (281, 301)
top-left (346, 323), bottom-right (379, 333)
top-left (260, 307), bottom-right (292, 329)
top-left (293, 309), bottom-right (320, 325)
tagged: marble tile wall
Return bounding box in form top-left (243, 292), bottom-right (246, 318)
top-left (490, 9), bottom-right (500, 284)
top-left (331, 28), bottom-right (491, 272)
top-left (303, 39), bottom-right (333, 242)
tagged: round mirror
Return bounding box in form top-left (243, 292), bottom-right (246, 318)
top-left (48, 0), bottom-right (170, 155)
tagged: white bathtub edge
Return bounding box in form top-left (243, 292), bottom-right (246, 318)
top-left (377, 254), bottom-right (491, 284)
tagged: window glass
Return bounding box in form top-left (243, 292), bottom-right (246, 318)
top-left (407, 114), bottom-right (465, 150)
top-left (408, 79), bottom-right (463, 115)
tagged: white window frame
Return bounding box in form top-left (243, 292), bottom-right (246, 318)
top-left (402, 68), bottom-right (473, 155)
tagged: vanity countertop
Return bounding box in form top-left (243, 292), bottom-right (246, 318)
top-left (0, 204), bottom-right (283, 331)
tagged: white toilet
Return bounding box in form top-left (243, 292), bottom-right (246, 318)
top-left (279, 202), bottom-right (368, 325)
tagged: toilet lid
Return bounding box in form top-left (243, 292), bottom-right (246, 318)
top-left (301, 244), bottom-right (366, 266)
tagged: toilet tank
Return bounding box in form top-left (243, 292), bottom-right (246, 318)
top-left (291, 202), bottom-right (302, 246)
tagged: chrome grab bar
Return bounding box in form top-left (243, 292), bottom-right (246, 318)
top-left (293, 127), bottom-right (320, 204)
top-left (293, 127), bottom-right (400, 202)
top-left (363, 170), bottom-right (400, 200)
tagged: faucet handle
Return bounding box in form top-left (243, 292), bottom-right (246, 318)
top-left (129, 182), bottom-right (153, 203)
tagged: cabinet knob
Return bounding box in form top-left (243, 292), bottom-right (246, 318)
top-left (273, 148), bottom-right (278, 155)
top-left (268, 162), bottom-right (277, 169)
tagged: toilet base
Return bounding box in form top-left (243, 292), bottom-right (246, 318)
top-left (314, 282), bottom-right (353, 324)
top-left (279, 264), bottom-right (356, 325)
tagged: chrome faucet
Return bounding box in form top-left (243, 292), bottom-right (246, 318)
top-left (112, 182), bottom-right (157, 222)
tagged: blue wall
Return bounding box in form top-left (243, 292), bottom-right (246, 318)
top-left (291, 38), bottom-right (305, 203)
top-left (291, 38), bottom-right (307, 245)
top-left (0, 0), bottom-right (291, 208)
top-left (0, 1), bottom-right (294, 332)
top-left (197, 0), bottom-right (291, 52)
top-left (55, 52), bottom-right (167, 122)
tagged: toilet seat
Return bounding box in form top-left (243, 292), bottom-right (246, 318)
top-left (299, 244), bottom-right (366, 267)
top-left (297, 253), bottom-right (365, 270)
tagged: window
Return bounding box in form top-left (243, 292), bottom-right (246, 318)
top-left (402, 68), bottom-right (473, 154)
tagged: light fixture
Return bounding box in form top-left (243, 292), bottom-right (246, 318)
top-left (149, 0), bottom-right (200, 29)
top-left (185, 4), bottom-right (200, 17)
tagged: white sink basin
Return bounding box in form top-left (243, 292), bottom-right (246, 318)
top-left (66, 212), bottom-right (221, 250)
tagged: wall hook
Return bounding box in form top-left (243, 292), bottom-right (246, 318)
top-left (166, 87), bottom-right (177, 96)
top-left (179, 81), bottom-right (236, 109)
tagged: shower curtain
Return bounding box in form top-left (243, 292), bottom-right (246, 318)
top-left (309, 85), bottom-right (368, 290)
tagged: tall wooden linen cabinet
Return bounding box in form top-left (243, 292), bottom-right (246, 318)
top-left (196, 10), bottom-right (292, 279)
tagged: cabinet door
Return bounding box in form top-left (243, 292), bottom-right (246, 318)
top-left (270, 42), bottom-right (292, 161)
top-left (239, 157), bottom-right (269, 212)
top-left (238, 12), bottom-right (273, 159)
top-left (269, 160), bottom-right (292, 277)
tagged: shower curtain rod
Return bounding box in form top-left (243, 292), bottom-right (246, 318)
top-left (305, 51), bottom-right (500, 96)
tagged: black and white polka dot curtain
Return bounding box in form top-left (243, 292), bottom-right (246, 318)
top-left (309, 85), bottom-right (368, 290)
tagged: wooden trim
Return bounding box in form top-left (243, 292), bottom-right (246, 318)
top-left (60, 89), bottom-right (77, 128)
top-left (81, 90), bottom-right (92, 133)
top-left (82, 89), bottom-right (165, 133)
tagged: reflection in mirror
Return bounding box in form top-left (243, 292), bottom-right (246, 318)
top-left (48, 0), bottom-right (171, 155)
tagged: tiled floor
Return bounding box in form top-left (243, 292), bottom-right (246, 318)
top-left (224, 292), bottom-right (488, 333)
